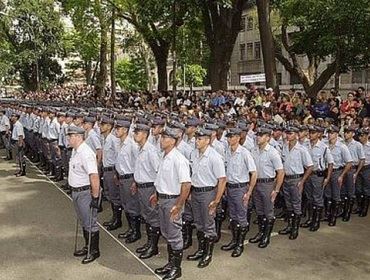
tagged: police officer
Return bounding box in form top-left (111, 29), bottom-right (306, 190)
top-left (132, 123), bottom-right (161, 259)
top-left (278, 126), bottom-right (313, 240)
top-left (11, 113), bottom-right (26, 177)
top-left (152, 127), bottom-right (191, 280)
top-left (0, 108), bottom-right (11, 160)
top-left (115, 120), bottom-right (141, 243)
top-left (48, 109), bottom-right (61, 179)
top-left (148, 117), bottom-right (165, 150)
top-left (221, 128), bottom-right (257, 257)
top-left (187, 128), bottom-right (226, 268)
top-left (249, 127), bottom-right (284, 248)
top-left (354, 128), bottom-right (370, 217)
top-left (301, 125), bottom-right (333, 232)
top-left (342, 126), bottom-right (365, 221)
top-left (68, 126), bottom-right (101, 264)
top-left (325, 125), bottom-right (353, 226)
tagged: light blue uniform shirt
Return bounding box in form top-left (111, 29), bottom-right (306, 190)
top-left (308, 140), bottom-right (334, 171)
top-left (282, 142), bottom-right (313, 176)
top-left (251, 144), bottom-right (283, 179)
top-left (134, 140), bottom-right (160, 183)
top-left (226, 144), bottom-right (256, 183)
top-left (329, 140), bottom-right (353, 169)
top-left (345, 139), bottom-right (365, 166)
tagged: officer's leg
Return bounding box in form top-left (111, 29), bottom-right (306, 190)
top-left (258, 182), bottom-right (275, 248)
top-left (329, 171), bottom-right (341, 226)
top-left (102, 170), bottom-right (114, 226)
top-left (360, 169), bottom-right (370, 217)
top-left (323, 175), bottom-right (333, 221)
top-left (182, 200), bottom-right (194, 250)
top-left (310, 175), bottom-right (325, 231)
top-left (249, 184), bottom-right (265, 243)
top-left (136, 186), bottom-right (151, 254)
top-left (187, 190), bottom-right (206, 261)
top-left (301, 177), bottom-right (314, 228)
top-left (289, 178), bottom-right (302, 240)
top-left (279, 181), bottom-right (293, 235)
top-left (105, 170), bottom-right (122, 231)
top-left (221, 187), bottom-right (238, 252)
top-left (342, 169), bottom-right (354, 221)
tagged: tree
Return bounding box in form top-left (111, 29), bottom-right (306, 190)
top-left (198, 0), bottom-right (246, 90)
top-left (0, 0), bottom-right (64, 90)
top-left (274, 0), bottom-right (370, 97)
top-left (115, 57), bottom-right (148, 91)
top-left (177, 64), bottom-right (207, 92)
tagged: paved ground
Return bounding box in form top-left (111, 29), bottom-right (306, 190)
top-left (1, 152), bottom-right (370, 280)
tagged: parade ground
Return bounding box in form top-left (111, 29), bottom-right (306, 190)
top-left (1, 153), bottom-right (370, 280)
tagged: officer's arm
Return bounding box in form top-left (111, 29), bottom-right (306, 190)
top-left (341, 162), bottom-right (352, 178)
top-left (274, 169), bottom-right (284, 192)
top-left (326, 163), bottom-right (333, 181)
top-left (302, 165), bottom-right (313, 183)
top-left (175, 182), bottom-right (191, 209)
top-left (214, 176), bottom-right (227, 203)
top-left (89, 173), bottom-right (100, 198)
top-left (96, 149), bottom-right (102, 165)
top-left (356, 159), bottom-right (365, 176)
top-left (248, 171), bottom-right (257, 194)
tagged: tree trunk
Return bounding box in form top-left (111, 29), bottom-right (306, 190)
top-left (151, 43), bottom-right (169, 91)
top-left (257, 0), bottom-right (278, 92)
top-left (85, 60), bottom-right (92, 85)
top-left (209, 48), bottom-right (230, 90)
top-left (110, 7), bottom-right (116, 100)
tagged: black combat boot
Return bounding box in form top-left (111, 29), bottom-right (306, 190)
top-left (221, 220), bottom-right (238, 251)
top-left (289, 213), bottom-right (300, 240)
top-left (163, 247), bottom-right (183, 280)
top-left (231, 225), bottom-right (249, 257)
top-left (182, 220), bottom-right (193, 250)
top-left (82, 231), bottom-right (100, 264)
top-left (328, 201), bottom-right (339, 226)
top-left (16, 162), bottom-right (26, 177)
top-left (197, 236), bottom-right (215, 268)
top-left (214, 213), bottom-right (224, 243)
top-left (249, 216), bottom-right (265, 243)
top-left (125, 216), bottom-right (141, 243)
top-left (74, 229), bottom-right (88, 257)
top-left (300, 204), bottom-right (313, 228)
top-left (155, 244), bottom-right (173, 275)
top-left (279, 212), bottom-right (293, 235)
top-left (342, 197), bottom-right (354, 222)
top-left (103, 203), bottom-right (116, 227)
top-left (359, 196), bottom-right (370, 217)
top-left (309, 206), bottom-right (322, 232)
top-left (258, 218), bottom-right (275, 248)
top-left (187, 231), bottom-right (206, 261)
top-left (321, 199), bottom-right (332, 222)
top-left (106, 205), bottom-right (122, 231)
top-left (136, 223), bottom-right (152, 253)
top-left (118, 212), bottom-right (134, 239)
top-left (52, 166), bottom-right (63, 182)
top-left (352, 194), bottom-right (364, 214)
top-left (139, 226), bottom-right (160, 259)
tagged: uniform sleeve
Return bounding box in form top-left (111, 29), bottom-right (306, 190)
top-left (301, 148), bottom-right (314, 168)
top-left (357, 143), bottom-right (365, 160)
top-left (212, 152), bottom-right (226, 179)
top-left (177, 157), bottom-right (191, 183)
top-left (341, 145), bottom-right (353, 163)
top-left (17, 124), bottom-right (25, 138)
top-left (92, 135), bottom-right (102, 150)
top-left (244, 151), bottom-right (257, 172)
top-left (271, 149), bottom-right (283, 171)
top-left (150, 147), bottom-right (160, 172)
top-left (83, 151), bottom-right (98, 175)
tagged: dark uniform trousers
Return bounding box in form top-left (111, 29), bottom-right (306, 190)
top-left (227, 183), bottom-right (250, 227)
top-left (137, 184), bottom-right (160, 227)
top-left (283, 177), bottom-right (302, 215)
top-left (158, 196), bottom-right (183, 250)
top-left (253, 182), bottom-right (275, 219)
top-left (325, 169), bottom-right (342, 202)
top-left (12, 140), bottom-right (25, 168)
top-left (119, 176), bottom-right (141, 216)
top-left (356, 166), bottom-right (370, 196)
top-left (103, 169), bottom-right (120, 206)
top-left (305, 174), bottom-right (325, 207)
top-left (190, 187), bottom-right (217, 238)
top-left (72, 189), bottom-right (99, 232)
top-left (343, 168), bottom-right (356, 198)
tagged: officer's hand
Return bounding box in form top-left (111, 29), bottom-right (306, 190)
top-left (243, 192), bottom-right (252, 207)
top-left (337, 176), bottom-right (344, 188)
top-left (170, 205), bottom-right (181, 222)
top-left (113, 173), bottom-right (119, 186)
top-left (208, 200), bottom-right (218, 216)
top-left (353, 173), bottom-right (357, 185)
top-left (187, 194), bottom-right (192, 201)
top-left (90, 196), bottom-right (100, 209)
top-left (297, 181), bottom-right (304, 193)
top-left (270, 190), bottom-right (278, 203)
top-left (130, 182), bottom-right (137, 195)
top-left (322, 178), bottom-right (330, 188)
top-left (149, 194), bottom-right (158, 207)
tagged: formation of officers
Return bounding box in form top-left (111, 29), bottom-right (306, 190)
top-left (1, 101), bottom-right (370, 280)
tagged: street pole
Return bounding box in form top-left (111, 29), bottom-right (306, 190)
top-left (171, 0), bottom-right (177, 111)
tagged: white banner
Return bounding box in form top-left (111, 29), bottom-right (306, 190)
top-left (240, 73), bottom-right (266, 84)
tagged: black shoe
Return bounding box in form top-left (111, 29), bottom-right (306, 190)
top-left (162, 248), bottom-right (182, 280)
top-left (106, 205), bottom-right (122, 231)
top-left (342, 197), bottom-right (354, 222)
top-left (221, 220), bottom-right (238, 251)
top-left (249, 216), bottom-right (265, 243)
top-left (155, 245), bottom-right (173, 275)
top-left (309, 206), bottom-right (322, 232)
top-left (118, 212), bottom-right (134, 239)
top-left (197, 236), bottom-right (215, 268)
top-left (103, 203), bottom-right (116, 227)
top-left (187, 231), bottom-right (206, 261)
top-left (231, 225), bottom-right (249, 258)
top-left (289, 214), bottom-right (300, 240)
top-left (182, 221), bottom-right (193, 250)
top-left (278, 213), bottom-right (292, 235)
top-left (136, 224), bottom-right (152, 253)
top-left (352, 195), bottom-right (363, 214)
top-left (328, 201), bottom-right (339, 226)
top-left (214, 214), bottom-right (224, 243)
top-left (82, 231), bottom-right (100, 264)
top-left (300, 204), bottom-right (313, 228)
top-left (139, 227), bottom-right (160, 259)
top-left (125, 216), bottom-right (141, 244)
top-left (74, 229), bottom-right (88, 257)
top-left (258, 218), bottom-right (275, 248)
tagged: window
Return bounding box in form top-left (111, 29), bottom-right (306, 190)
top-left (240, 16), bottom-right (245, 31)
top-left (246, 43), bottom-right (253, 60)
top-left (239, 44), bottom-right (246, 61)
top-left (254, 42), bottom-right (261, 60)
top-left (247, 17), bottom-right (254, 31)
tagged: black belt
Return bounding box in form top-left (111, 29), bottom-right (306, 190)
top-left (67, 147), bottom-right (73, 151)
top-left (71, 185), bottom-right (90, 192)
top-left (362, 165), bottom-right (370, 171)
top-left (191, 186), bottom-right (215, 192)
top-left (137, 182), bottom-right (154, 188)
top-left (47, 139), bottom-right (58, 143)
top-left (157, 193), bottom-right (179, 199)
top-left (103, 166), bottom-right (115, 172)
top-left (257, 178), bottom-right (274, 183)
top-left (333, 167), bottom-right (344, 171)
top-left (313, 170), bottom-right (325, 177)
top-left (227, 183), bottom-right (247, 189)
top-left (285, 174), bottom-right (303, 180)
top-left (119, 173), bottom-right (134, 179)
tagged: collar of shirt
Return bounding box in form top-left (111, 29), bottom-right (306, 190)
top-left (230, 144), bottom-right (242, 155)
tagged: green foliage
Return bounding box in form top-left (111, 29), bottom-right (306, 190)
top-left (115, 57), bottom-right (148, 91)
top-left (177, 64), bottom-right (206, 87)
